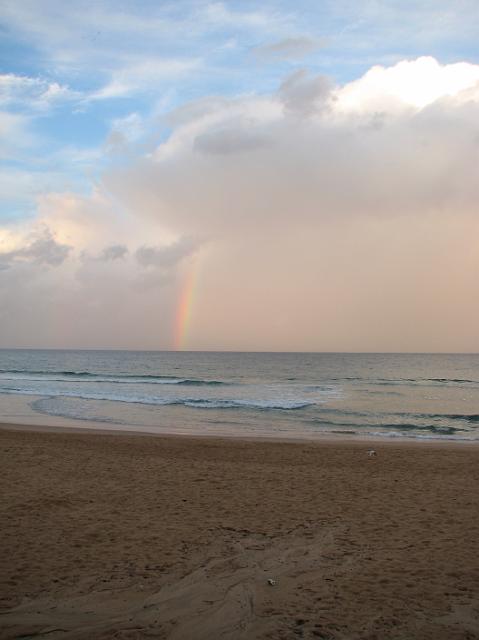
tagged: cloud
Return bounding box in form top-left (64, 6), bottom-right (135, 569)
top-left (136, 236), bottom-right (198, 269)
top-left (278, 69), bottom-right (334, 115)
top-left (0, 1), bottom-right (183, 63)
top-left (96, 57), bottom-right (479, 350)
top-left (334, 56), bottom-right (479, 112)
top-left (81, 244), bottom-right (129, 263)
top-left (254, 36), bottom-right (326, 60)
top-left (194, 126), bottom-right (271, 155)
top-left (84, 57), bottom-right (201, 103)
top-left (0, 228), bottom-right (71, 270)
top-left (0, 196), bottom-right (193, 347)
top-left (85, 57), bottom-right (200, 102)
top-left (2, 57), bottom-right (479, 350)
top-left (106, 112), bottom-right (144, 150)
top-left (202, 2), bottom-right (286, 30)
top-left (100, 244), bottom-right (128, 261)
top-left (0, 73), bottom-right (78, 110)
top-left (104, 59), bottom-right (479, 241)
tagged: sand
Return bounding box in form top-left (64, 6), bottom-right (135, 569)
top-left (1, 426), bottom-right (479, 639)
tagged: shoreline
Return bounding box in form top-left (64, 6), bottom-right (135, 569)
top-left (1, 391), bottom-right (479, 448)
top-left (2, 419), bottom-right (479, 448)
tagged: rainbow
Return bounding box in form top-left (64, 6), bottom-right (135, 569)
top-left (173, 264), bottom-right (198, 350)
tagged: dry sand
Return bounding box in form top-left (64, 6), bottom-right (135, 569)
top-left (1, 426), bottom-right (479, 639)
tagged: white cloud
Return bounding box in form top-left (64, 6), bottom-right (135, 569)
top-left (0, 73), bottom-right (78, 110)
top-left (2, 57), bottom-right (479, 350)
top-left (334, 56), bottom-right (479, 112)
top-left (86, 58), bottom-right (201, 102)
top-left (97, 57), bottom-right (479, 350)
top-left (104, 58), bottom-right (479, 237)
top-left (155, 95), bottom-right (282, 163)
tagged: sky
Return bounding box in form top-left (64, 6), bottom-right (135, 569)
top-left (1, 0), bottom-right (479, 352)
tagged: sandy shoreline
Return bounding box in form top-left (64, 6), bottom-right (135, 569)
top-left (3, 393), bottom-right (479, 445)
top-left (1, 426), bottom-right (479, 639)
top-left (2, 413), bottom-right (479, 448)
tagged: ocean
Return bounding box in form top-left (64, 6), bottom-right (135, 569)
top-left (0, 350), bottom-right (478, 441)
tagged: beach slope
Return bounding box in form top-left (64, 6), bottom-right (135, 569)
top-left (1, 427), bottom-right (479, 639)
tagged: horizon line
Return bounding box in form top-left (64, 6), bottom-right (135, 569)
top-left (0, 348), bottom-right (478, 356)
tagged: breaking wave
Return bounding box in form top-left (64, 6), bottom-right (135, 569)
top-left (3, 387), bottom-right (314, 411)
top-left (0, 369), bottom-right (225, 386)
top-left (330, 376), bottom-right (479, 387)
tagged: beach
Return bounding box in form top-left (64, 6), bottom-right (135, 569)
top-left (4, 0), bottom-right (479, 636)
top-left (1, 426), bottom-right (479, 639)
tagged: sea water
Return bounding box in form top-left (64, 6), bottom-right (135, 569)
top-left (0, 350), bottom-right (478, 441)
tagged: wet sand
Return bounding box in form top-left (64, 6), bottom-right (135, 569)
top-left (1, 426), bottom-right (479, 639)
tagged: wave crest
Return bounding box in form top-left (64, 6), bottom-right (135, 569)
top-left (0, 370), bottom-right (225, 386)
